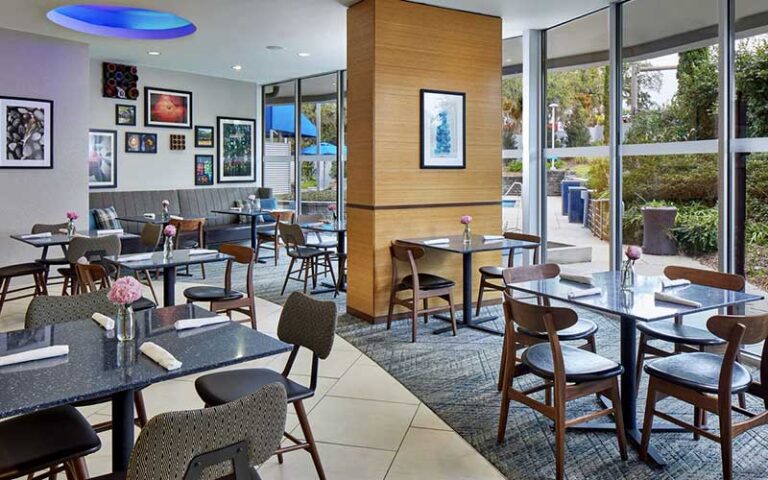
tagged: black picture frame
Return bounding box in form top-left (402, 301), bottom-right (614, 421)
top-left (217, 116), bottom-right (256, 183)
top-left (124, 132), bottom-right (158, 154)
top-left (144, 86), bottom-right (193, 129)
top-left (0, 96), bottom-right (54, 170)
top-left (88, 129), bottom-right (117, 189)
top-left (194, 154), bottom-right (215, 186)
top-left (194, 125), bottom-right (214, 148)
top-left (115, 104), bottom-right (136, 126)
top-left (419, 89), bottom-right (466, 169)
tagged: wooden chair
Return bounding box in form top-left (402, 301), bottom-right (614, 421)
top-left (58, 235), bottom-right (121, 296)
top-left (169, 218), bottom-right (207, 279)
top-left (256, 210), bottom-right (295, 266)
top-left (30, 222), bottom-right (69, 285)
top-left (298, 214), bottom-right (339, 253)
top-left (386, 242), bottom-right (457, 343)
top-left (476, 232), bottom-right (541, 316)
top-left (75, 263), bottom-right (156, 312)
top-left (498, 295), bottom-right (627, 480)
top-left (134, 223), bottom-right (162, 303)
top-left (498, 264), bottom-right (598, 392)
top-left (183, 244), bottom-right (258, 329)
top-left (194, 293), bottom-right (337, 480)
top-left (640, 312), bottom-right (768, 480)
top-left (279, 223), bottom-right (337, 296)
top-left (0, 262), bottom-right (47, 317)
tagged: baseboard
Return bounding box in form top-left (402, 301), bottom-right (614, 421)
top-left (346, 297), bottom-right (502, 324)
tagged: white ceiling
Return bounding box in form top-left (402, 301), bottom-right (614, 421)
top-left (0, 0), bottom-right (648, 84)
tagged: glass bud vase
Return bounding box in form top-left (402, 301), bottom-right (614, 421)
top-left (66, 220), bottom-right (76, 238)
top-left (163, 236), bottom-right (174, 260)
top-left (462, 224), bottom-right (472, 244)
top-left (162, 206), bottom-right (169, 221)
top-left (620, 260), bottom-right (635, 290)
top-left (116, 305), bottom-right (135, 342)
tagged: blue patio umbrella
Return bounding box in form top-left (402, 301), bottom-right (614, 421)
top-left (264, 104), bottom-right (318, 137)
top-left (301, 142), bottom-right (347, 155)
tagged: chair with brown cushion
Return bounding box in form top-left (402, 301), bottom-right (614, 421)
top-left (25, 292), bottom-right (149, 433)
top-left (386, 242), bottom-right (457, 343)
top-left (31, 222), bottom-right (69, 284)
top-left (91, 383), bottom-right (288, 480)
top-left (169, 218), bottom-right (207, 279)
top-left (256, 210), bottom-right (295, 266)
top-left (279, 223), bottom-right (336, 296)
top-left (0, 405), bottom-right (100, 480)
top-left (498, 295), bottom-right (627, 480)
top-left (58, 235), bottom-right (121, 296)
top-left (75, 263), bottom-right (156, 313)
top-left (498, 264), bottom-right (598, 392)
top-left (476, 232), bottom-right (541, 316)
top-left (195, 293), bottom-right (337, 480)
top-left (183, 244), bottom-right (258, 329)
top-left (640, 312), bottom-right (768, 480)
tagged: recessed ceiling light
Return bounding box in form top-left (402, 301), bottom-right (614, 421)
top-left (266, 45), bottom-right (284, 50)
top-left (147, 50), bottom-right (161, 56)
top-left (231, 64), bottom-right (243, 71)
top-left (297, 52), bottom-right (311, 57)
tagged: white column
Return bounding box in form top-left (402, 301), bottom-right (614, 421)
top-left (522, 29), bottom-right (545, 253)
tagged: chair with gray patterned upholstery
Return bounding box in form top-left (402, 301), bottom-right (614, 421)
top-left (58, 235), bottom-right (121, 295)
top-left (25, 291), bottom-right (149, 433)
top-left (91, 383), bottom-right (287, 480)
top-left (195, 292), bottom-right (337, 480)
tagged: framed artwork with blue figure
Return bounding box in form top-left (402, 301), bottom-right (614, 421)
top-left (420, 89), bottom-right (465, 169)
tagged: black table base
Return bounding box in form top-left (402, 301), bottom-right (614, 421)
top-left (163, 266), bottom-right (176, 307)
top-left (432, 313), bottom-right (503, 336)
top-left (112, 389), bottom-right (135, 471)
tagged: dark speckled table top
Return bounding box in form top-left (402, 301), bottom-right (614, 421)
top-left (0, 304), bottom-right (290, 418)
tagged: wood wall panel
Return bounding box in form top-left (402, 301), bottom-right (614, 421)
top-left (347, 0), bottom-right (502, 320)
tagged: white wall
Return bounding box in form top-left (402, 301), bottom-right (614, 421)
top-left (0, 28), bottom-right (89, 266)
top-left (89, 60), bottom-right (261, 191)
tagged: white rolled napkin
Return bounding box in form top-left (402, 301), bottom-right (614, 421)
top-left (143, 213), bottom-right (156, 219)
top-left (0, 345), bottom-right (69, 367)
top-left (654, 291), bottom-right (702, 308)
top-left (560, 272), bottom-right (594, 285)
top-left (97, 228), bottom-right (124, 236)
top-left (92, 312), bottom-right (115, 330)
top-left (58, 228), bottom-right (68, 234)
top-left (140, 342), bottom-right (182, 371)
top-left (119, 252), bottom-right (154, 262)
top-left (482, 234), bottom-right (505, 241)
top-left (230, 207), bottom-right (242, 212)
top-left (188, 249), bottom-right (217, 256)
top-left (567, 287), bottom-right (602, 299)
top-left (424, 238), bottom-right (450, 245)
top-left (21, 232), bottom-right (52, 239)
top-left (174, 315), bottom-right (230, 331)
top-left (169, 215), bottom-right (184, 221)
top-left (661, 278), bottom-right (691, 289)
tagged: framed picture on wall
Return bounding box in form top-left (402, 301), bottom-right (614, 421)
top-left (0, 96), bottom-right (53, 169)
top-left (125, 132), bottom-right (157, 154)
top-left (195, 154), bottom-right (215, 186)
top-left (217, 116), bottom-right (255, 183)
top-left (89, 129), bottom-right (117, 189)
top-left (115, 104), bottom-right (136, 126)
top-left (420, 89), bottom-right (466, 169)
top-left (194, 125), bottom-right (214, 148)
top-left (144, 87), bottom-right (192, 129)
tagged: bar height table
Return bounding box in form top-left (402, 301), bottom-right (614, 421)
top-left (506, 270), bottom-right (763, 465)
top-left (397, 235), bottom-right (540, 336)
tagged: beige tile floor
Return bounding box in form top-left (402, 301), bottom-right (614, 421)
top-left (0, 283), bottom-right (505, 480)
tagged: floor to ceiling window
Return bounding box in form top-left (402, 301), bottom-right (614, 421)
top-left (544, 8), bottom-right (610, 273)
top-left (262, 80), bottom-right (296, 209)
top-left (502, 37), bottom-right (524, 231)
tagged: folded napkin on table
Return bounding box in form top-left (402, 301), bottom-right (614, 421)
top-left (230, 207), bottom-right (242, 212)
top-left (482, 235), bottom-right (505, 241)
top-left (560, 272), bottom-right (594, 285)
top-left (119, 252), bottom-right (154, 262)
top-left (169, 215), bottom-right (184, 221)
top-left (654, 291), bottom-right (702, 308)
top-left (143, 213), bottom-right (156, 219)
top-left (21, 232), bottom-right (52, 239)
top-left (174, 315), bottom-right (230, 331)
top-left (423, 238), bottom-right (450, 245)
top-left (567, 287), bottom-right (602, 299)
top-left (140, 342), bottom-right (182, 370)
top-left (661, 278), bottom-right (691, 289)
top-left (97, 228), bottom-right (124, 236)
top-left (188, 249), bottom-right (218, 256)
top-left (0, 345), bottom-right (69, 367)
top-left (92, 313), bottom-right (115, 330)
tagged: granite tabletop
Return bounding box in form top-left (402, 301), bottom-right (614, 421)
top-left (398, 234), bottom-right (539, 254)
top-left (103, 249), bottom-right (232, 270)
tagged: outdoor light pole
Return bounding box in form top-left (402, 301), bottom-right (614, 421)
top-left (548, 103), bottom-right (558, 170)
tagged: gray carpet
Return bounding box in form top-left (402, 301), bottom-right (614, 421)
top-left (198, 257), bottom-right (768, 480)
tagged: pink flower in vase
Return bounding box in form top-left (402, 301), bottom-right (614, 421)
top-left (327, 204), bottom-right (337, 212)
top-left (108, 276), bottom-right (143, 305)
top-left (247, 194), bottom-right (256, 201)
top-left (460, 215), bottom-right (472, 225)
top-left (66, 211), bottom-right (79, 221)
top-left (163, 225), bottom-right (177, 237)
top-left (625, 245), bottom-right (642, 262)
top-left (161, 199), bottom-right (170, 207)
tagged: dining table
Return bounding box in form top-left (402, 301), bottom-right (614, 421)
top-left (103, 249), bottom-right (232, 307)
top-left (300, 220), bottom-right (347, 294)
top-left (0, 303), bottom-right (291, 473)
top-left (397, 235), bottom-right (541, 336)
top-left (210, 207), bottom-right (277, 253)
top-left (11, 230), bottom-right (139, 259)
top-left (506, 270), bottom-right (763, 465)
top-left (117, 213), bottom-right (183, 226)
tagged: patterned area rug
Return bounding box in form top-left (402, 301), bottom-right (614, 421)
top-left (200, 260), bottom-right (768, 479)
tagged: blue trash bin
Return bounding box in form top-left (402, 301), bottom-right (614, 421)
top-left (568, 187), bottom-right (587, 223)
top-left (581, 189), bottom-right (590, 227)
top-left (561, 180), bottom-right (584, 216)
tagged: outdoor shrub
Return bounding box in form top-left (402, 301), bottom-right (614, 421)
top-left (669, 203), bottom-right (719, 254)
top-left (586, 157), bottom-right (609, 193)
top-left (622, 154), bottom-right (717, 204)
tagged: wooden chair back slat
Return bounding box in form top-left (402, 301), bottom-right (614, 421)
top-left (502, 263), bottom-right (560, 286)
top-left (664, 265), bottom-right (745, 292)
top-left (390, 243), bottom-right (425, 262)
top-left (507, 294), bottom-right (578, 333)
top-left (140, 223), bottom-right (163, 250)
top-left (218, 244), bottom-right (255, 265)
top-left (75, 263), bottom-right (110, 293)
top-left (707, 313), bottom-right (768, 345)
top-left (278, 223), bottom-right (306, 249)
top-left (503, 232), bottom-right (541, 267)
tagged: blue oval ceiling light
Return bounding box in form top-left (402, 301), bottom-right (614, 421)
top-left (47, 5), bottom-right (196, 40)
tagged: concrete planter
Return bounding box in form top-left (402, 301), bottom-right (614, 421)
top-left (641, 206), bottom-right (678, 255)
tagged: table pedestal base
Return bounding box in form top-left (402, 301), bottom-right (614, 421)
top-left (431, 313), bottom-right (504, 336)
